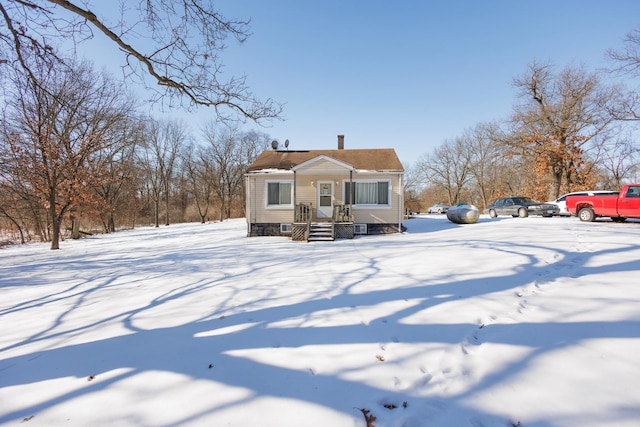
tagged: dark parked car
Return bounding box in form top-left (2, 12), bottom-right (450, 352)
top-left (485, 197), bottom-right (559, 218)
top-left (427, 203), bottom-right (450, 214)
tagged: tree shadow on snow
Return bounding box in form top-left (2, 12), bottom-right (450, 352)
top-left (1, 220), bottom-right (639, 426)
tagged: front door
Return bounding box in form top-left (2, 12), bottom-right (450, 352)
top-left (317, 181), bottom-right (333, 219)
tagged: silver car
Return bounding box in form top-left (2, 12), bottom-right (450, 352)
top-left (485, 197), bottom-right (559, 218)
top-left (427, 203), bottom-right (450, 214)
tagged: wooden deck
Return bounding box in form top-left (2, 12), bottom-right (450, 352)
top-left (292, 203), bottom-right (354, 241)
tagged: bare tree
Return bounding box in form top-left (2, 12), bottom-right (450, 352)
top-left (465, 122), bottom-right (511, 207)
top-left (138, 118), bottom-right (186, 227)
top-left (597, 134), bottom-right (640, 188)
top-left (1, 54), bottom-right (137, 249)
top-left (607, 26), bottom-right (640, 121)
top-left (401, 162), bottom-right (425, 213)
top-left (182, 127), bottom-right (267, 223)
top-left (137, 121), bottom-right (164, 228)
top-left (0, 0), bottom-right (282, 121)
top-left (608, 26), bottom-right (640, 77)
top-left (182, 143), bottom-right (216, 223)
top-left (416, 137), bottom-right (472, 205)
top-left (91, 115), bottom-right (146, 232)
top-left (201, 122), bottom-right (239, 221)
top-left (0, 138), bottom-right (48, 242)
top-left (510, 61), bottom-right (618, 198)
top-left (0, 186), bottom-right (27, 243)
top-left (236, 130), bottom-right (270, 216)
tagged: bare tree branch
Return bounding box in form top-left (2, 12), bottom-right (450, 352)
top-left (0, 0), bottom-right (283, 122)
top-left (607, 26), bottom-right (640, 76)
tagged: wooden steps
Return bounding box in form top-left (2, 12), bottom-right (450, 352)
top-left (307, 222), bottom-right (334, 242)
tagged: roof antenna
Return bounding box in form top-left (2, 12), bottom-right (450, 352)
top-left (271, 140), bottom-right (278, 150)
top-left (284, 139), bottom-right (289, 150)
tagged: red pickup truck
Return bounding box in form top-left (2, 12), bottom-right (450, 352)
top-left (565, 184), bottom-right (640, 222)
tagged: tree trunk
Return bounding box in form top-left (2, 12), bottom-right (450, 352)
top-left (108, 214), bottom-right (115, 233)
top-left (154, 197), bottom-right (160, 227)
top-left (71, 216), bottom-right (81, 239)
top-left (0, 209), bottom-right (26, 244)
top-left (51, 221), bottom-right (61, 249)
top-left (164, 189), bottom-right (170, 226)
top-left (47, 188), bottom-right (61, 249)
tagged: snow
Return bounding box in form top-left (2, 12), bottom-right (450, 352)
top-left (1, 214), bottom-right (640, 427)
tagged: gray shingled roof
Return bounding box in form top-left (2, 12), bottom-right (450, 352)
top-left (246, 149), bottom-right (404, 172)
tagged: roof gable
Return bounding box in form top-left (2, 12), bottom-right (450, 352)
top-left (292, 155), bottom-right (354, 172)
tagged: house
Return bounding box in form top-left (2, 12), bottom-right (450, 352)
top-left (245, 135), bottom-right (405, 241)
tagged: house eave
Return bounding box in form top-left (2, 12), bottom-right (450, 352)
top-left (356, 169), bottom-right (404, 174)
top-left (245, 168), bottom-right (293, 176)
top-left (246, 168), bottom-right (404, 176)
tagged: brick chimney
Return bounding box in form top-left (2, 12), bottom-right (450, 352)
top-left (338, 134), bottom-right (344, 150)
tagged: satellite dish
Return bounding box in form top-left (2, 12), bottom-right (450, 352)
top-left (284, 139), bottom-right (289, 149)
top-left (271, 140), bottom-right (278, 150)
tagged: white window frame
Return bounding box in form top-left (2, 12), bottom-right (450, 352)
top-left (265, 180), bottom-right (294, 208)
top-left (343, 179), bottom-right (391, 208)
top-left (354, 224), bottom-right (368, 234)
top-left (280, 223), bottom-right (292, 234)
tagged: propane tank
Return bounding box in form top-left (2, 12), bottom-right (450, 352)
top-left (446, 204), bottom-right (480, 224)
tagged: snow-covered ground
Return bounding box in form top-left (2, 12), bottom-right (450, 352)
top-left (1, 214), bottom-right (639, 427)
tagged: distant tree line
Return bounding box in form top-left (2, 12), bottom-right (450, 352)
top-left (0, 53), bottom-right (273, 249)
top-left (407, 27), bottom-right (640, 213)
top-left (0, 1), bottom-right (281, 249)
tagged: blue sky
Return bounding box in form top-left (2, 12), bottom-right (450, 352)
top-left (86, 1), bottom-right (640, 165)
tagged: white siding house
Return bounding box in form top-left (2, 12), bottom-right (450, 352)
top-left (245, 136), bottom-right (404, 240)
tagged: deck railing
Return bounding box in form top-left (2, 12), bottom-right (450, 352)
top-left (333, 204), bottom-right (353, 223)
top-left (292, 203), bottom-right (354, 241)
top-left (295, 203), bottom-right (312, 223)
top-left (295, 203), bottom-right (353, 223)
